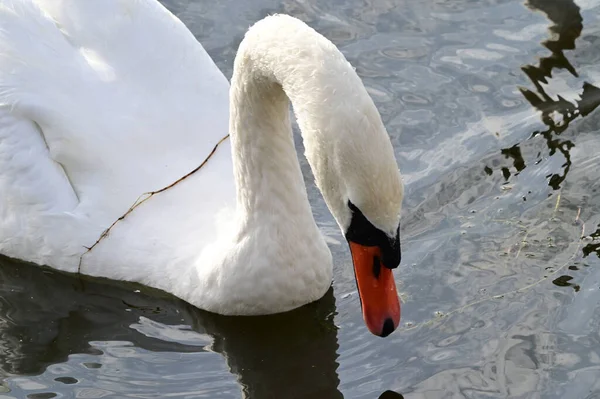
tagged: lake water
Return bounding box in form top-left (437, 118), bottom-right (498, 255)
top-left (2, 0), bottom-right (600, 398)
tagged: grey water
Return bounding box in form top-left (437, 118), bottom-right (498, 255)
top-left (2, 0), bottom-right (600, 397)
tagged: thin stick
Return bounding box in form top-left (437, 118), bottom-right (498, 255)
top-left (553, 192), bottom-right (561, 216)
top-left (514, 230), bottom-right (529, 259)
top-left (78, 134), bottom-right (230, 273)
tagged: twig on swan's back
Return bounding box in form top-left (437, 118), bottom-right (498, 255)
top-left (77, 134), bottom-right (230, 273)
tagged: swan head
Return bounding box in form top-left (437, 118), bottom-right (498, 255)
top-left (332, 137), bottom-right (403, 338)
top-left (304, 86), bottom-right (404, 338)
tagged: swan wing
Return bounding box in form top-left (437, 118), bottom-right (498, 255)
top-left (0, 0), bottom-right (234, 268)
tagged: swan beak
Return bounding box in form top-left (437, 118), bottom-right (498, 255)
top-left (348, 242), bottom-right (400, 337)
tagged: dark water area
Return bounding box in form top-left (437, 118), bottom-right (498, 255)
top-left (2, 0), bottom-right (600, 397)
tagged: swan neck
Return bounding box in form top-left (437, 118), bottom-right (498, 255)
top-left (229, 15), bottom-right (390, 231)
top-left (229, 76), bottom-right (310, 219)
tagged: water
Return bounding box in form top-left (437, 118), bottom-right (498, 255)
top-left (1, 0), bottom-right (600, 397)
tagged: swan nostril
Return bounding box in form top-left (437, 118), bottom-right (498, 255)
top-left (372, 256), bottom-right (381, 279)
top-left (380, 318), bottom-right (395, 337)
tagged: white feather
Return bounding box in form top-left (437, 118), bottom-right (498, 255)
top-left (0, 0), bottom-right (403, 315)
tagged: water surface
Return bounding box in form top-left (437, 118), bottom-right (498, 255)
top-left (2, 0), bottom-right (600, 398)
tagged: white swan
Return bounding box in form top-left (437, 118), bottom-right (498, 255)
top-left (0, 0), bottom-right (404, 336)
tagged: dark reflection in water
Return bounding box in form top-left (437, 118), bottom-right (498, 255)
top-left (187, 295), bottom-right (343, 399)
top-left (522, 0), bottom-right (582, 86)
top-left (485, 0), bottom-right (600, 190)
top-left (551, 275), bottom-right (580, 292)
top-left (583, 226), bottom-right (600, 259)
top-left (0, 256), bottom-right (346, 398)
top-left (378, 391), bottom-right (404, 399)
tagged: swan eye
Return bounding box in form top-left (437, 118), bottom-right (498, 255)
top-left (345, 201), bottom-right (401, 269)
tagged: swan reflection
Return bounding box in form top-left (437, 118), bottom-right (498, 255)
top-left (0, 257), bottom-right (344, 398)
top-left (0, 257), bottom-right (407, 398)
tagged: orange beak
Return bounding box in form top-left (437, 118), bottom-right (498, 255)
top-left (349, 242), bottom-right (400, 337)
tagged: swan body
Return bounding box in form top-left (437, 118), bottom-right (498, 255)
top-left (0, 0), bottom-right (404, 335)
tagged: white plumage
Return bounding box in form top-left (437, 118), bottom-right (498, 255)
top-left (0, 0), bottom-right (403, 316)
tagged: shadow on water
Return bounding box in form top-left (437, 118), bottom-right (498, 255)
top-left (0, 256), bottom-right (340, 398)
top-left (484, 0), bottom-right (600, 190)
top-left (378, 391), bottom-right (404, 399)
top-left (0, 256), bottom-right (402, 398)
top-left (185, 293), bottom-right (343, 398)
